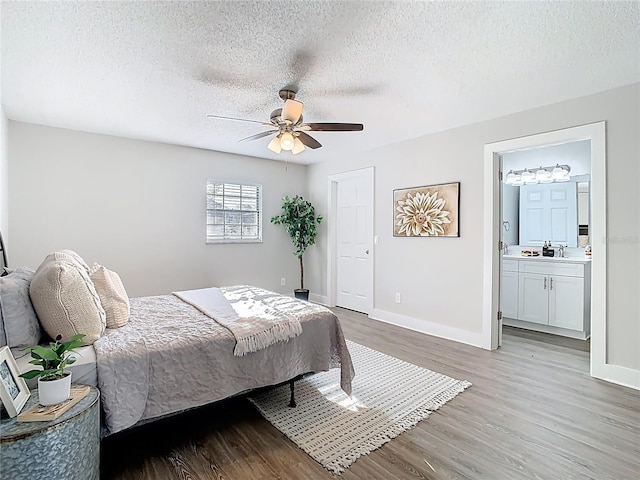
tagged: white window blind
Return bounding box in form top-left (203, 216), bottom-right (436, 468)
top-left (206, 180), bottom-right (262, 243)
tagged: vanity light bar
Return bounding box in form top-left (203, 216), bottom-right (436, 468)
top-left (504, 164), bottom-right (570, 185)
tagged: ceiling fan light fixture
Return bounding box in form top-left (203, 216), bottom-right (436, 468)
top-left (280, 132), bottom-right (295, 151)
top-left (292, 136), bottom-right (305, 155)
top-left (267, 135), bottom-right (282, 154)
top-left (282, 99), bottom-right (304, 124)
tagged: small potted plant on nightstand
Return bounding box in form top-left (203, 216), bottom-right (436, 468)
top-left (271, 195), bottom-right (323, 301)
top-left (19, 333), bottom-right (85, 405)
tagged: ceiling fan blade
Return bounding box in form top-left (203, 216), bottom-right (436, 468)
top-left (239, 130), bottom-right (278, 142)
top-left (267, 135), bottom-right (282, 154)
top-left (282, 99), bottom-right (304, 124)
top-left (292, 137), bottom-right (306, 155)
top-left (301, 122), bottom-right (364, 132)
top-left (207, 114), bottom-right (267, 125)
top-left (297, 132), bottom-right (322, 149)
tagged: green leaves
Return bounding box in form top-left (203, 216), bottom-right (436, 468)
top-left (19, 333), bottom-right (86, 381)
top-left (271, 195), bottom-right (323, 290)
top-left (270, 195), bottom-right (323, 258)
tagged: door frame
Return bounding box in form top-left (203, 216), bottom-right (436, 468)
top-left (326, 167), bottom-right (375, 313)
top-left (482, 122), bottom-right (631, 386)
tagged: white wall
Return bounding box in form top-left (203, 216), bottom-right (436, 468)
top-left (0, 106), bottom-right (7, 238)
top-left (8, 123), bottom-right (308, 297)
top-left (307, 83), bottom-right (640, 372)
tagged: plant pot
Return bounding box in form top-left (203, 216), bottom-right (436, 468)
top-left (294, 289), bottom-right (309, 301)
top-left (38, 372), bottom-right (72, 406)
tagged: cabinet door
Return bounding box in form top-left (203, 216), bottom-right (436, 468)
top-left (548, 275), bottom-right (584, 331)
top-left (500, 270), bottom-right (519, 319)
top-left (518, 273), bottom-right (548, 325)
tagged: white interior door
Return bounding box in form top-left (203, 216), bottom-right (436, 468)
top-left (335, 170), bottom-right (373, 313)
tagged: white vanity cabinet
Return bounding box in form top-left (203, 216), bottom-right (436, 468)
top-left (502, 257), bottom-right (591, 339)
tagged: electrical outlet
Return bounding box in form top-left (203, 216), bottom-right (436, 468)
top-left (395, 293), bottom-right (401, 303)
top-left (281, 277), bottom-right (286, 286)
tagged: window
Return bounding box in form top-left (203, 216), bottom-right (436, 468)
top-left (206, 180), bottom-right (262, 243)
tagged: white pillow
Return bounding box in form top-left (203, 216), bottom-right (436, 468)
top-left (29, 257), bottom-right (106, 345)
top-left (89, 263), bottom-right (130, 328)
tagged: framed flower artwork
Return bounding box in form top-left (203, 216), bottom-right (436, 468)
top-left (393, 182), bottom-right (460, 237)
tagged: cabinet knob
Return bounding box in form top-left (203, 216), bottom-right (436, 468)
top-left (550, 277), bottom-right (553, 290)
top-left (544, 277), bottom-right (547, 289)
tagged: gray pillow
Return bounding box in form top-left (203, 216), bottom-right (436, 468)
top-left (0, 267), bottom-right (41, 357)
top-left (0, 304), bottom-right (6, 347)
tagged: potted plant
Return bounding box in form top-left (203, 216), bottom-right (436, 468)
top-left (271, 195), bottom-right (323, 301)
top-left (19, 333), bottom-right (85, 405)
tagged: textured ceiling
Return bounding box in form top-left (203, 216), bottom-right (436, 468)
top-left (2, 1), bottom-right (639, 165)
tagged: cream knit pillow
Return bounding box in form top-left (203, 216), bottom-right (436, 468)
top-left (29, 257), bottom-right (106, 345)
top-left (43, 249), bottom-right (90, 273)
top-left (89, 263), bottom-right (130, 328)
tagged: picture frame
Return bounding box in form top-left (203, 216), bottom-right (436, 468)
top-left (393, 182), bottom-right (460, 237)
top-left (0, 346), bottom-right (31, 418)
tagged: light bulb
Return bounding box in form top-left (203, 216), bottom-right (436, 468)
top-left (292, 136), bottom-right (305, 154)
top-left (551, 164), bottom-right (566, 180)
top-left (505, 170), bottom-right (516, 184)
top-left (535, 167), bottom-right (551, 182)
top-left (267, 135), bottom-right (282, 154)
top-left (521, 169), bottom-right (537, 184)
top-left (280, 132), bottom-right (295, 151)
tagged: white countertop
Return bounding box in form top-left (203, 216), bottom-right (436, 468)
top-left (503, 254), bottom-right (591, 264)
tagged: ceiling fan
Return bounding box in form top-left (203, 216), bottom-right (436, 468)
top-left (207, 88), bottom-right (364, 155)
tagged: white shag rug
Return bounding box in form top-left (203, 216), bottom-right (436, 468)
top-left (248, 340), bottom-right (471, 474)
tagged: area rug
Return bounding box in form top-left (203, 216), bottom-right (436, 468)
top-left (248, 340), bottom-right (471, 474)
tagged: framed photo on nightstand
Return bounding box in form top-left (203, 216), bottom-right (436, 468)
top-left (0, 346), bottom-right (30, 418)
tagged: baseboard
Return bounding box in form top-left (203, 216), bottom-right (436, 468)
top-left (369, 308), bottom-right (485, 348)
top-left (309, 293), bottom-right (329, 306)
top-left (591, 363), bottom-right (640, 391)
top-left (503, 318), bottom-right (590, 340)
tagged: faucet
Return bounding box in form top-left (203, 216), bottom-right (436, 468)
top-left (557, 244), bottom-right (565, 258)
top-left (503, 242), bottom-right (510, 255)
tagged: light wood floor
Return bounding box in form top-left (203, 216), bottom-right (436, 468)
top-left (101, 308), bottom-right (640, 480)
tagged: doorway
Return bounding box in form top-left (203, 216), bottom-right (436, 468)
top-left (327, 167), bottom-right (374, 314)
top-left (483, 122), bottom-right (609, 382)
top-left (499, 140), bottom-right (592, 358)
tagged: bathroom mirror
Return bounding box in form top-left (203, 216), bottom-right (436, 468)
top-left (577, 181), bottom-right (590, 247)
top-left (501, 139), bottom-right (591, 248)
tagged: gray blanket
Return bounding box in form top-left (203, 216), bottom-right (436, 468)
top-left (94, 287), bottom-right (354, 435)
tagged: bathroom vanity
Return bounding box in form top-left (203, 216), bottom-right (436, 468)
top-left (501, 254), bottom-right (591, 339)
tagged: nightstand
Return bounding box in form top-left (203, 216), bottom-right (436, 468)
top-left (0, 385), bottom-right (100, 480)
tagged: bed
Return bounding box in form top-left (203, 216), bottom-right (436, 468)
top-left (95, 286), bottom-right (354, 435)
top-left (13, 282), bottom-right (354, 436)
